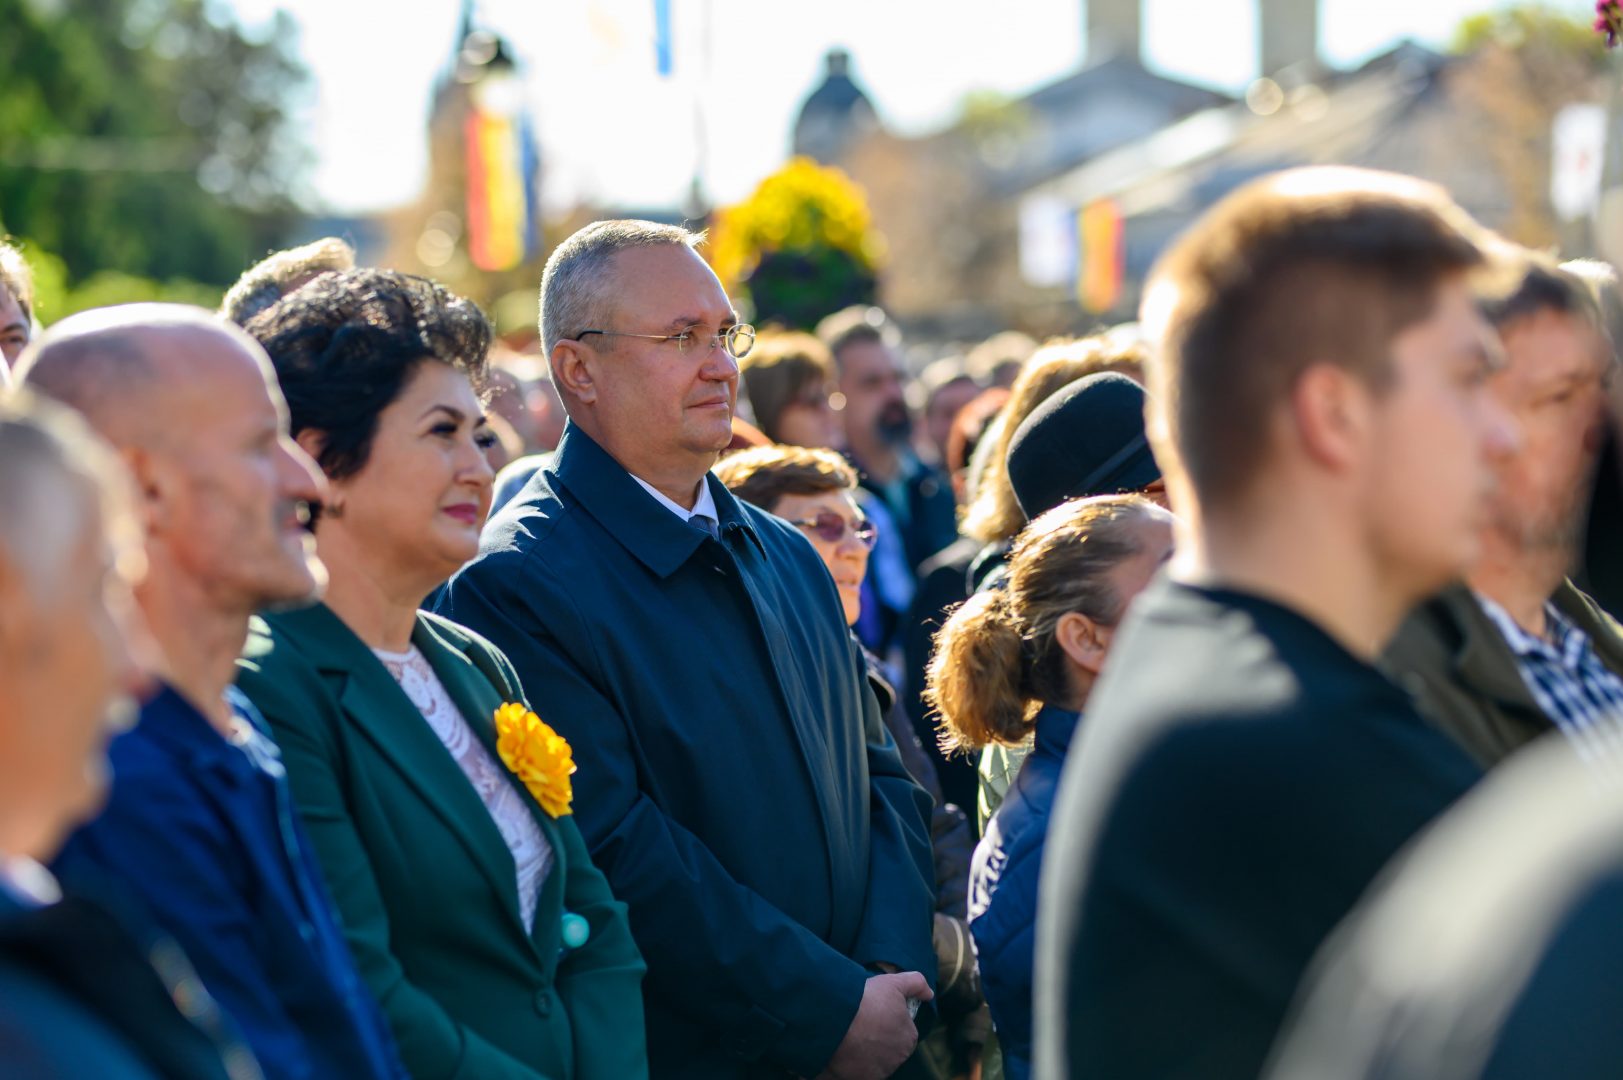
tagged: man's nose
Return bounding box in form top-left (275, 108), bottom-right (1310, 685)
top-left (279, 436), bottom-right (329, 503)
top-left (1482, 394), bottom-right (1520, 462)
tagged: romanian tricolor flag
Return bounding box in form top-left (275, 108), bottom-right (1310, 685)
top-left (465, 102), bottom-right (540, 272)
top-left (1077, 199), bottom-right (1124, 314)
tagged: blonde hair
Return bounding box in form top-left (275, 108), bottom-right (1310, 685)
top-left (959, 335), bottom-right (1147, 544)
top-left (927, 494), bottom-right (1158, 753)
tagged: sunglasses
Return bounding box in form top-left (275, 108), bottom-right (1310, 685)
top-left (786, 510), bottom-right (877, 549)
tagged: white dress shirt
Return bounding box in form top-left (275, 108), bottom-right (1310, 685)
top-left (631, 474), bottom-right (720, 534)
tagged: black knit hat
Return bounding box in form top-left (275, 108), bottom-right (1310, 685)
top-left (1006, 371), bottom-right (1160, 519)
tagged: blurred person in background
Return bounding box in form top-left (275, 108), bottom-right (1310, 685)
top-left (959, 337), bottom-right (1148, 595)
top-left (916, 357), bottom-right (983, 467)
top-left (1034, 168), bottom-right (1515, 1080)
top-left (716, 443), bottom-right (984, 1080)
top-left (0, 394), bottom-right (252, 1080)
top-left (974, 373), bottom-right (1166, 829)
top-left (19, 305), bottom-right (407, 1080)
top-left (0, 239), bottom-right (37, 370)
top-left (738, 330), bottom-right (843, 449)
top-left (219, 237), bottom-right (357, 328)
top-left (965, 331), bottom-right (1038, 391)
top-left (819, 305), bottom-right (959, 577)
top-left (929, 495), bottom-right (1173, 1080)
top-left (441, 220), bottom-right (935, 1080)
top-left (1384, 252), bottom-right (1623, 769)
top-left (239, 269), bottom-right (647, 1080)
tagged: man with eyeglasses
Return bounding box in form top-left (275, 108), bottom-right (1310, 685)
top-left (439, 220), bottom-right (938, 1080)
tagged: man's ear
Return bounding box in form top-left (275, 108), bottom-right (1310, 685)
top-left (120, 445), bottom-right (170, 536)
top-left (552, 341), bottom-right (598, 407)
top-left (1291, 363), bottom-right (1368, 474)
top-left (1054, 610), bottom-right (1111, 677)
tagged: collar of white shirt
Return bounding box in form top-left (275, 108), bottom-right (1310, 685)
top-left (0, 855), bottom-right (61, 909)
top-left (631, 473), bottom-right (719, 527)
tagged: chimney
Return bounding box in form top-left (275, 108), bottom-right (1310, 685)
top-left (1257, 0), bottom-right (1320, 78)
top-left (1086, 0), bottom-right (1142, 64)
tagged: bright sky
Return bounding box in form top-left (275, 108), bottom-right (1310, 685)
top-left (231, 0), bottom-right (1599, 215)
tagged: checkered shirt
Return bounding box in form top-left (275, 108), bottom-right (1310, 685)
top-left (1477, 593), bottom-right (1623, 765)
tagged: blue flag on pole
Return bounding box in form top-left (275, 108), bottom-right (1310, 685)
top-left (654, 0), bottom-right (673, 76)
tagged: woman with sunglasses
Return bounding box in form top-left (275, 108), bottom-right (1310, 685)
top-left (714, 444), bottom-right (985, 1079)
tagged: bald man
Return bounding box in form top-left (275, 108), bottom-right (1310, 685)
top-left (17, 305), bottom-right (407, 1080)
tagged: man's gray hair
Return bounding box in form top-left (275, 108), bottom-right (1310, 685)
top-left (539, 219), bottom-right (702, 356)
top-left (220, 236), bottom-right (357, 327)
top-left (0, 392), bottom-right (137, 598)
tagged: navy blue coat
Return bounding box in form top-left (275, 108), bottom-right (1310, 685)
top-left (0, 884), bottom-right (249, 1080)
top-left (968, 706), bottom-right (1080, 1080)
top-left (438, 425), bottom-right (937, 1079)
top-left (54, 685), bottom-right (404, 1080)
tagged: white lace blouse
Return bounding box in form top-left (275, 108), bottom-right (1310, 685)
top-left (373, 645), bottom-right (553, 930)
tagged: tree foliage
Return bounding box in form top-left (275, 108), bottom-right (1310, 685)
top-left (0, 0), bottom-right (309, 297)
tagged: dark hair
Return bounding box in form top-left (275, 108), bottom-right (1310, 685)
top-left (713, 444), bottom-right (857, 511)
top-left (815, 305), bottom-right (896, 370)
top-left (245, 269), bottom-right (492, 480)
top-left (946, 387), bottom-right (1010, 478)
top-left (738, 332), bottom-right (834, 441)
top-left (927, 495), bottom-right (1161, 751)
top-left (1143, 166), bottom-right (1492, 504)
top-left (1480, 250), bottom-right (1605, 333)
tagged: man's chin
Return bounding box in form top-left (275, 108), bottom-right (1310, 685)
top-left (259, 558), bottom-right (328, 613)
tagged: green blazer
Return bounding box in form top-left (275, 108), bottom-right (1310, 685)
top-left (236, 604), bottom-right (647, 1080)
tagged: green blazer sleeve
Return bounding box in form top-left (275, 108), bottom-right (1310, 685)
top-left (237, 636), bottom-right (551, 1080)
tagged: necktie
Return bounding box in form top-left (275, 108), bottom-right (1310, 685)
top-left (693, 514), bottom-right (720, 540)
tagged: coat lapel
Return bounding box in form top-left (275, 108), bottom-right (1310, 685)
top-left (1441, 587), bottom-right (1545, 716)
top-left (266, 605), bottom-right (533, 943)
top-left (412, 617), bottom-right (569, 973)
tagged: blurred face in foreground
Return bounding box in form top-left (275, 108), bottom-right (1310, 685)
top-left (1358, 274), bottom-right (1519, 599)
top-left (0, 493), bottom-right (144, 860)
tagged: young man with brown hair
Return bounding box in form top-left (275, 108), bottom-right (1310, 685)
top-left (1032, 167), bottom-right (1518, 1080)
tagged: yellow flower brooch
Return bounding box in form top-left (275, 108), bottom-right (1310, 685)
top-left (494, 703), bottom-right (576, 818)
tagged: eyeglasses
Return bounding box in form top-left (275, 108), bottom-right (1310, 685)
top-left (786, 510), bottom-right (877, 549)
top-left (572, 323), bottom-right (756, 359)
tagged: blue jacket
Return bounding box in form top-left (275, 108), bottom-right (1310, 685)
top-left (968, 705), bottom-right (1080, 1080)
top-left (438, 424), bottom-right (937, 1079)
top-left (54, 684), bottom-right (404, 1080)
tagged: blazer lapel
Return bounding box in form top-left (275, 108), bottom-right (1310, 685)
top-left (267, 605), bottom-right (531, 941)
top-left (1441, 587), bottom-right (1546, 717)
top-left (412, 617), bottom-right (568, 971)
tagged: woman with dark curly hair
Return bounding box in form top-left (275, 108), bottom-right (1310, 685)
top-left (235, 269), bottom-right (648, 1080)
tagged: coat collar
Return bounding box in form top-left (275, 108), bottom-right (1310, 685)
top-left (260, 604), bottom-right (565, 963)
top-left (1433, 585), bottom-right (1543, 712)
top-left (547, 422), bottom-right (764, 579)
top-left (1032, 704), bottom-right (1082, 761)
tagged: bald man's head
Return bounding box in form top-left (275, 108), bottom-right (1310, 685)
top-left (15, 304), bottom-right (279, 450)
top-left (14, 302), bottom-right (328, 619)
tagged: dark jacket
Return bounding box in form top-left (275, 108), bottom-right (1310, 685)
top-left (1034, 582), bottom-right (1482, 1080)
top-left (1382, 580), bottom-right (1623, 768)
top-left (0, 884), bottom-right (251, 1080)
top-left (437, 424), bottom-right (937, 1079)
top-left (54, 685), bottom-right (404, 1080)
top-left (864, 646), bottom-right (974, 923)
top-left (969, 706), bottom-right (1080, 1080)
top-left (236, 605), bottom-right (648, 1080)
top-left (856, 452), bottom-right (960, 575)
top-left (901, 537), bottom-right (985, 822)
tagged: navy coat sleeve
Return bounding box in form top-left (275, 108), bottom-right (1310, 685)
top-left (443, 567), bottom-right (871, 1078)
top-left (54, 758), bottom-right (315, 1080)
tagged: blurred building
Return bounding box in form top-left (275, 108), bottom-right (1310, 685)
top-left (841, 1), bottom-right (1607, 341)
top-left (793, 48), bottom-right (882, 166)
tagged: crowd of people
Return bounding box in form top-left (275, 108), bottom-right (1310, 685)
top-left (3, 160), bottom-right (1623, 1080)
